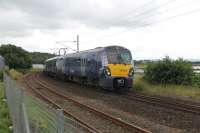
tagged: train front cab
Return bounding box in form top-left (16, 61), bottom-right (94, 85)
top-left (99, 64), bottom-right (133, 90)
top-left (99, 46), bottom-right (134, 91)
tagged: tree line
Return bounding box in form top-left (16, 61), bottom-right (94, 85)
top-left (0, 44), bottom-right (55, 69)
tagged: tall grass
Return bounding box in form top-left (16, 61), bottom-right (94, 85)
top-left (192, 74), bottom-right (200, 88)
top-left (133, 74), bottom-right (200, 100)
top-left (26, 96), bottom-right (58, 133)
top-left (8, 69), bottom-right (23, 80)
top-left (0, 82), bottom-right (12, 133)
top-left (29, 68), bottom-right (43, 73)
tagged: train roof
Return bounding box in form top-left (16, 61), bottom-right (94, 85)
top-left (45, 55), bottom-right (65, 62)
top-left (45, 45), bottom-right (129, 62)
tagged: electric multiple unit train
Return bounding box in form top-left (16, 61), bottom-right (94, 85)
top-left (44, 46), bottom-right (134, 90)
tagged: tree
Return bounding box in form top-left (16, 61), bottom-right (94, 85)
top-left (144, 56), bottom-right (193, 85)
top-left (0, 44), bottom-right (32, 69)
top-left (30, 52), bottom-right (55, 64)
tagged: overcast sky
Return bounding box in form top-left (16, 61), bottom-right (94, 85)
top-left (1, 0), bottom-right (200, 60)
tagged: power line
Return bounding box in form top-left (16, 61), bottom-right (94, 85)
top-left (128, 0), bottom-right (196, 23)
top-left (120, 0), bottom-right (178, 22)
top-left (107, 0), bottom-right (156, 20)
top-left (113, 8), bottom-right (200, 39)
top-left (102, 0), bottom-right (178, 28)
top-left (120, 0), bottom-right (197, 29)
top-left (55, 35), bottom-right (80, 53)
top-left (82, 0), bottom-right (178, 44)
top-left (149, 8), bottom-right (200, 25)
top-left (100, 0), bottom-right (155, 25)
top-left (82, 6), bottom-right (200, 44)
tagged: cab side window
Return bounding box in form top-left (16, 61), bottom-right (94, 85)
top-left (101, 52), bottom-right (108, 66)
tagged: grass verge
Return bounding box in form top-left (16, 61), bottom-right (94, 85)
top-left (0, 82), bottom-right (12, 133)
top-left (28, 68), bottom-right (43, 73)
top-left (26, 96), bottom-right (75, 132)
top-left (18, 68), bottom-right (43, 74)
top-left (8, 69), bottom-right (23, 80)
top-left (8, 68), bottom-right (43, 80)
top-left (133, 74), bottom-right (200, 100)
top-left (25, 96), bottom-right (58, 133)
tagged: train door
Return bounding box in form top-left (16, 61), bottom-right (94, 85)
top-left (64, 58), bottom-right (70, 76)
top-left (81, 55), bottom-right (86, 77)
top-left (86, 54), bottom-right (98, 78)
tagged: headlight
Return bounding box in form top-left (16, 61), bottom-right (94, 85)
top-left (104, 67), bottom-right (111, 76)
top-left (128, 68), bottom-right (134, 77)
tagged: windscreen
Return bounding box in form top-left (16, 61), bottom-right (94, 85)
top-left (106, 47), bottom-right (132, 64)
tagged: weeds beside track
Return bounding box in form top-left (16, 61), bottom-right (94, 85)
top-left (126, 91), bottom-right (200, 115)
top-left (25, 73), bottom-right (152, 133)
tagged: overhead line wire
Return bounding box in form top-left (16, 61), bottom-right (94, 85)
top-left (103, 8), bottom-right (200, 40)
top-left (82, 0), bottom-right (178, 44)
top-left (82, 2), bottom-right (200, 44)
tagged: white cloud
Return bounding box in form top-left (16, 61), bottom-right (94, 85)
top-left (0, 0), bottom-right (200, 59)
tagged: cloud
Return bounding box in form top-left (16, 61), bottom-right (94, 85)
top-left (0, 0), bottom-right (156, 37)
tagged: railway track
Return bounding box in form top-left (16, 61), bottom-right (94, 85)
top-left (24, 74), bottom-right (101, 133)
top-left (25, 73), bottom-right (151, 133)
top-left (38, 72), bottom-right (200, 116)
top-left (36, 72), bottom-right (200, 115)
top-left (126, 91), bottom-right (200, 115)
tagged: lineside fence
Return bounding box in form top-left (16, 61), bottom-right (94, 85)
top-left (4, 73), bottom-right (84, 133)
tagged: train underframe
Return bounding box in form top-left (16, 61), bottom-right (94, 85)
top-left (44, 71), bottom-right (132, 91)
top-left (99, 76), bottom-right (132, 91)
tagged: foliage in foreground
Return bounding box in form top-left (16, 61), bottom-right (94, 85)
top-left (0, 82), bottom-right (12, 133)
top-left (8, 69), bottom-right (23, 80)
top-left (144, 57), bottom-right (193, 85)
top-left (26, 96), bottom-right (57, 132)
top-left (26, 96), bottom-right (71, 133)
top-left (0, 69), bottom-right (3, 81)
top-left (0, 44), bottom-right (32, 69)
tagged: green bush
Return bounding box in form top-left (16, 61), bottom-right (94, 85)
top-left (192, 74), bottom-right (200, 88)
top-left (30, 52), bottom-right (55, 64)
top-left (0, 44), bottom-right (32, 69)
top-left (0, 82), bottom-right (12, 133)
top-left (0, 70), bottom-right (3, 81)
top-left (144, 57), bottom-right (193, 85)
top-left (9, 69), bottom-right (23, 80)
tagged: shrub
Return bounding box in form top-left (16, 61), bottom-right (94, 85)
top-left (144, 57), bottom-right (193, 85)
top-left (0, 44), bottom-right (32, 69)
top-left (134, 74), bottom-right (145, 91)
top-left (9, 69), bottom-right (23, 80)
top-left (192, 74), bottom-right (200, 88)
top-left (0, 70), bottom-right (3, 81)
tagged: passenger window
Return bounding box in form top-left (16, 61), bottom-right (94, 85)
top-left (81, 58), bottom-right (84, 65)
top-left (76, 58), bottom-right (81, 62)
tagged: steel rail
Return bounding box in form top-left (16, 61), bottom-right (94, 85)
top-left (24, 74), bottom-right (101, 133)
top-left (35, 73), bottom-right (152, 133)
top-left (130, 92), bottom-right (200, 108)
top-left (127, 92), bottom-right (200, 115)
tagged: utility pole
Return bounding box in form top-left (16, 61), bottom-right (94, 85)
top-left (55, 35), bottom-right (79, 54)
top-left (77, 35), bottom-right (79, 53)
